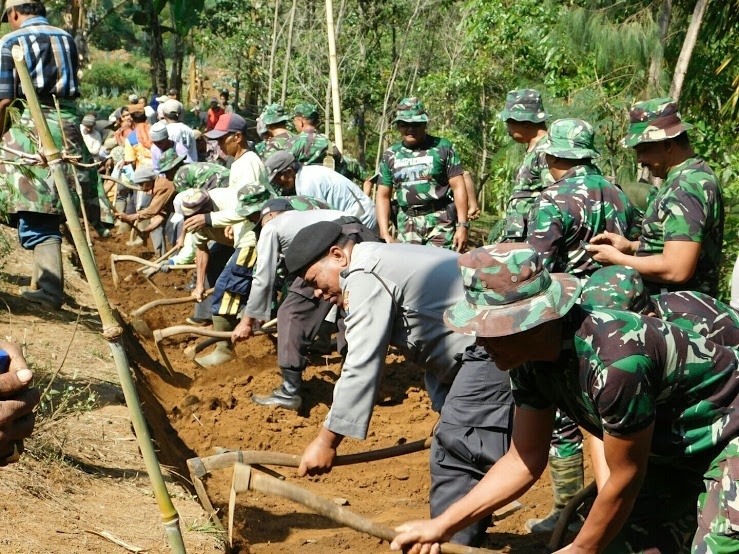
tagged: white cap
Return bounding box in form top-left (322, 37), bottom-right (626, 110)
top-left (149, 121), bottom-right (169, 142)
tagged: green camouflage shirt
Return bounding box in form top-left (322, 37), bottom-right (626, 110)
top-left (652, 291), bottom-right (739, 348)
top-left (500, 138), bottom-right (554, 241)
top-left (173, 162), bottom-right (230, 193)
top-left (288, 129), bottom-right (340, 166)
top-left (260, 131), bottom-right (295, 161)
top-left (637, 157), bottom-right (724, 296)
top-left (526, 164), bottom-right (635, 276)
top-left (379, 135), bottom-right (463, 208)
top-left (511, 305), bottom-right (739, 458)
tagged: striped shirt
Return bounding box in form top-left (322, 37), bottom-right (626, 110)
top-left (0, 16), bottom-right (79, 101)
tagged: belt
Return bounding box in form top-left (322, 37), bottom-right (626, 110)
top-left (401, 198), bottom-right (452, 217)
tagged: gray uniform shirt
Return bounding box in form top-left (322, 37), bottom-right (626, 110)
top-left (243, 209), bottom-right (347, 322)
top-left (327, 242), bottom-right (473, 439)
top-left (295, 165), bottom-right (378, 230)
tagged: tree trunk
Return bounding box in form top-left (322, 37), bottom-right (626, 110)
top-left (267, 0), bottom-right (280, 104)
top-left (648, 0), bottom-right (672, 95)
top-left (139, 0), bottom-right (167, 94)
top-left (669, 0), bottom-right (709, 102)
top-left (281, 0), bottom-right (297, 106)
top-left (169, 12), bottom-right (185, 98)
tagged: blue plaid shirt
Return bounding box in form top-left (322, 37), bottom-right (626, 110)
top-left (0, 16), bottom-right (79, 101)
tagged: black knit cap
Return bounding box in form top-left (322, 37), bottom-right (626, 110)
top-left (285, 221), bottom-right (343, 274)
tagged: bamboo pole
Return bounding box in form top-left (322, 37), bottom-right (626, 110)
top-left (267, 0), bottom-right (280, 104)
top-left (10, 46), bottom-right (187, 554)
top-left (325, 0), bottom-right (343, 151)
top-left (280, 0), bottom-right (296, 106)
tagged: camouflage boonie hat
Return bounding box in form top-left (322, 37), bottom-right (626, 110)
top-left (443, 243), bottom-right (581, 337)
top-left (393, 97), bottom-right (429, 124)
top-left (159, 149), bottom-right (187, 172)
top-left (293, 102), bottom-right (320, 121)
top-left (256, 114), bottom-right (268, 137)
top-left (580, 266), bottom-right (652, 314)
top-left (621, 97), bottom-right (693, 148)
top-left (539, 118), bottom-right (600, 160)
top-left (261, 103), bottom-right (290, 125)
top-left (180, 189), bottom-right (211, 217)
top-left (110, 145), bottom-right (125, 164)
top-left (236, 183), bottom-right (275, 218)
top-left (498, 89), bottom-right (551, 123)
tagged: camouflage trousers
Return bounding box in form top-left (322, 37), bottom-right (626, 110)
top-left (396, 204), bottom-right (456, 249)
top-left (550, 409), bottom-right (584, 459)
top-left (599, 439), bottom-right (739, 553)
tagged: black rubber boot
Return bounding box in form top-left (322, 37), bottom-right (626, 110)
top-left (252, 369), bottom-right (303, 411)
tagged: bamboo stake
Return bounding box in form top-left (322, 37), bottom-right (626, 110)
top-left (280, 0), bottom-right (297, 106)
top-left (325, 0), bottom-right (344, 151)
top-left (267, 0), bottom-right (280, 105)
top-left (10, 46), bottom-right (187, 554)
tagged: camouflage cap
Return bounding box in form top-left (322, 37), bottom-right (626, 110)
top-left (256, 114), bottom-right (268, 137)
top-left (180, 189), bottom-right (212, 217)
top-left (159, 149), bottom-right (187, 173)
top-left (539, 118), bottom-right (600, 160)
top-left (443, 243), bottom-right (581, 337)
top-left (261, 103), bottom-right (290, 125)
top-left (580, 266), bottom-right (652, 314)
top-left (236, 183), bottom-right (275, 218)
top-left (393, 97), bottom-right (429, 124)
top-left (293, 102), bottom-right (320, 121)
top-left (621, 97), bottom-right (693, 148)
top-left (498, 89), bottom-right (551, 123)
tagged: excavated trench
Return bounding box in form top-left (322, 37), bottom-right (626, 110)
top-left (93, 233), bottom-right (556, 553)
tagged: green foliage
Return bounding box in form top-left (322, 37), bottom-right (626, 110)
top-left (80, 60), bottom-right (150, 95)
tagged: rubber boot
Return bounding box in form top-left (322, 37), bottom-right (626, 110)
top-left (20, 240), bottom-right (63, 310)
top-left (251, 369), bottom-right (303, 411)
top-left (525, 451), bottom-right (584, 534)
top-left (194, 315), bottom-right (234, 367)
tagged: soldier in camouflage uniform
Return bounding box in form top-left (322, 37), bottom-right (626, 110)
top-left (581, 265), bottom-right (739, 349)
top-left (0, 0), bottom-right (113, 309)
top-left (494, 89), bottom-right (554, 243)
top-left (393, 243), bottom-right (739, 554)
top-left (521, 118), bottom-right (635, 533)
top-left (587, 98), bottom-right (724, 297)
top-left (377, 97), bottom-right (469, 251)
top-left (259, 104), bottom-right (294, 160)
top-left (288, 102), bottom-right (367, 183)
top-left (527, 118), bottom-right (636, 277)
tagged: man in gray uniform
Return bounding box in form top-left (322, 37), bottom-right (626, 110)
top-left (284, 221), bottom-right (513, 547)
top-left (231, 197), bottom-right (350, 410)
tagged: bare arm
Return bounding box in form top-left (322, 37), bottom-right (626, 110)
top-left (375, 185), bottom-right (395, 243)
top-left (565, 425), bottom-right (653, 553)
top-left (192, 247), bottom-right (209, 302)
top-left (448, 174), bottom-right (468, 252)
top-left (463, 171), bottom-right (480, 220)
top-left (391, 407), bottom-right (553, 551)
top-left (587, 240), bottom-right (701, 285)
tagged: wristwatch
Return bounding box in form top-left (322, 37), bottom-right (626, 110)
top-left (458, 222), bottom-right (470, 228)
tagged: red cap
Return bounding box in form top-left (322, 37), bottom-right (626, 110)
top-left (204, 113), bottom-right (247, 139)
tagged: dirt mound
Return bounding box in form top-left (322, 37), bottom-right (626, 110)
top-left (92, 230), bottom-right (587, 553)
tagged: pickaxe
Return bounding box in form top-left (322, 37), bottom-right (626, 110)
top-left (129, 288), bottom-right (215, 338)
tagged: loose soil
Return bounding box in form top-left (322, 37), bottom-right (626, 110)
top-left (0, 224), bottom-right (593, 553)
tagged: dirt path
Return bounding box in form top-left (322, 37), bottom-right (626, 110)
top-left (0, 227), bottom-right (591, 553)
top-left (89, 231), bottom-right (593, 553)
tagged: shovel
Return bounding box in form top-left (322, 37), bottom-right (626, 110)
top-left (152, 320), bottom-right (277, 375)
top-left (110, 253), bottom-right (195, 289)
top-left (129, 288), bottom-right (215, 339)
top-left (229, 463), bottom-right (506, 554)
top-left (182, 318), bottom-right (277, 360)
